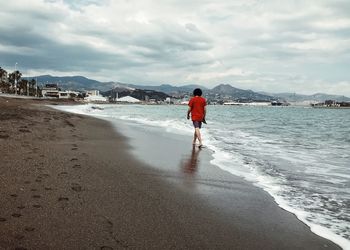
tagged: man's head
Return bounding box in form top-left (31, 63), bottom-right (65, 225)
top-left (193, 88), bottom-right (202, 96)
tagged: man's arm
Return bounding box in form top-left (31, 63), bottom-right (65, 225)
top-left (187, 107), bottom-right (191, 120)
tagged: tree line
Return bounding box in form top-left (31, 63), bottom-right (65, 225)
top-left (0, 66), bottom-right (41, 96)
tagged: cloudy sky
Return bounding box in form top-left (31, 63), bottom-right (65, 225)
top-left (1, 0), bottom-right (350, 95)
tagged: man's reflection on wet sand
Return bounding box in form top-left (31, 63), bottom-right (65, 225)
top-left (181, 145), bottom-right (202, 175)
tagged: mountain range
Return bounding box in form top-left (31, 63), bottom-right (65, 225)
top-left (259, 91), bottom-right (350, 103)
top-left (33, 75), bottom-right (350, 102)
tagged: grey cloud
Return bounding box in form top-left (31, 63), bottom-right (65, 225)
top-left (0, 0), bottom-right (349, 96)
top-left (0, 26), bottom-right (49, 48)
top-left (61, 0), bottom-right (106, 9)
top-left (326, 0), bottom-right (350, 16)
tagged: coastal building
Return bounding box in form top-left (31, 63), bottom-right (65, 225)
top-left (42, 84), bottom-right (79, 99)
top-left (84, 89), bottom-right (108, 102)
top-left (84, 95), bottom-right (108, 102)
top-left (311, 100), bottom-right (350, 108)
top-left (148, 98), bottom-right (157, 104)
top-left (42, 84), bottom-right (60, 98)
top-left (86, 90), bottom-right (100, 96)
top-left (59, 90), bottom-right (80, 99)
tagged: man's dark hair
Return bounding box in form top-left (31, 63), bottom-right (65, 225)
top-left (193, 88), bottom-right (202, 96)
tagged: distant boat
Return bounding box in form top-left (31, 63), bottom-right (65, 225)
top-left (271, 101), bottom-right (289, 106)
top-left (91, 106), bottom-right (104, 110)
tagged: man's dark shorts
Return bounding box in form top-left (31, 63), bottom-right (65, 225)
top-left (193, 121), bottom-right (202, 129)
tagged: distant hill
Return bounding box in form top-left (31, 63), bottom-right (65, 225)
top-left (34, 75), bottom-right (117, 91)
top-left (210, 84), bottom-right (275, 101)
top-left (33, 75), bottom-right (205, 94)
top-left (259, 91), bottom-right (350, 102)
top-left (127, 83), bottom-right (208, 95)
top-left (30, 75), bottom-right (277, 101)
top-left (102, 88), bottom-right (169, 101)
top-left (31, 75), bottom-right (349, 102)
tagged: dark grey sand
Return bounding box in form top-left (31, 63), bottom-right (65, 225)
top-left (0, 97), bottom-right (342, 249)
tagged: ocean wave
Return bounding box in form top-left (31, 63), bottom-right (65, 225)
top-left (53, 104), bottom-right (350, 250)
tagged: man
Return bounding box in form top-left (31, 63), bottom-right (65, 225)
top-left (187, 88), bottom-right (206, 148)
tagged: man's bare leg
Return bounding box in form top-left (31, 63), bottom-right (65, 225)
top-left (195, 128), bottom-right (202, 146)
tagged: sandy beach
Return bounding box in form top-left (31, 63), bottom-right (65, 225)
top-left (0, 97), bottom-right (342, 250)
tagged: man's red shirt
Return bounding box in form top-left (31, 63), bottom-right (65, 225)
top-left (188, 96), bottom-right (206, 121)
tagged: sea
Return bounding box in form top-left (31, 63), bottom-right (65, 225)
top-left (56, 104), bottom-right (350, 250)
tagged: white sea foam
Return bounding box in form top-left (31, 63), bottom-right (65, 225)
top-left (205, 141), bottom-right (350, 249)
top-left (202, 128), bottom-right (350, 250)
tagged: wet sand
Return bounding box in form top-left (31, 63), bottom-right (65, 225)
top-left (0, 97), bottom-right (342, 249)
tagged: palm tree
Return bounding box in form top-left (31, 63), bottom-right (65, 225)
top-left (0, 67), bottom-right (9, 92)
top-left (29, 79), bottom-right (36, 96)
top-left (8, 70), bottom-right (22, 94)
top-left (19, 79), bottom-right (28, 95)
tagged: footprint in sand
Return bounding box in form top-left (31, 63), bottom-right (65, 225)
top-left (65, 120), bottom-right (75, 127)
top-left (58, 172), bottom-right (68, 177)
top-left (45, 187), bottom-right (53, 191)
top-left (70, 158), bottom-right (78, 161)
top-left (58, 197), bottom-right (69, 202)
top-left (15, 247), bottom-right (28, 250)
top-left (18, 129), bottom-right (31, 133)
top-left (32, 195), bottom-right (41, 199)
top-left (32, 204), bottom-right (42, 208)
top-left (71, 183), bottom-right (82, 192)
top-left (14, 235), bottom-right (25, 240)
top-left (30, 188), bottom-right (37, 192)
top-left (73, 164), bottom-right (81, 169)
top-left (24, 226), bottom-right (35, 232)
top-left (0, 217), bottom-right (7, 222)
top-left (12, 213), bottom-right (22, 218)
top-left (17, 205), bottom-right (25, 210)
top-left (10, 194), bottom-right (18, 198)
top-left (0, 134), bottom-right (9, 139)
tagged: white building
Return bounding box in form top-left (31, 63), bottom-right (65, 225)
top-left (116, 96), bottom-right (141, 103)
top-left (84, 95), bottom-right (108, 102)
top-left (42, 84), bottom-right (59, 98)
top-left (59, 90), bottom-right (80, 99)
top-left (42, 84), bottom-right (79, 99)
top-left (86, 90), bottom-right (100, 96)
top-left (84, 89), bottom-right (108, 102)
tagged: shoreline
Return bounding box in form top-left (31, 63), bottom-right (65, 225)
top-left (0, 97), bottom-right (342, 249)
top-left (101, 113), bottom-right (350, 250)
top-left (57, 102), bottom-right (350, 250)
